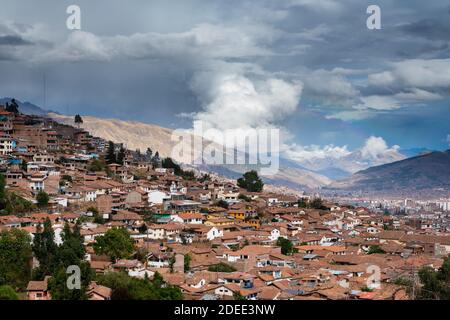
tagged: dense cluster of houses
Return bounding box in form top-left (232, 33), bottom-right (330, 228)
top-left (1, 106), bottom-right (449, 300)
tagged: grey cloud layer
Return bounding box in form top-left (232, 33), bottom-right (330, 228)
top-left (1, 0), bottom-right (450, 157)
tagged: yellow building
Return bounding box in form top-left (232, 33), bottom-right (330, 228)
top-left (204, 218), bottom-right (235, 227)
top-left (247, 219), bottom-right (261, 229)
top-left (228, 209), bottom-right (246, 220)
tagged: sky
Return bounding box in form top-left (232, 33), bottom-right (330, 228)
top-left (0, 0), bottom-right (449, 163)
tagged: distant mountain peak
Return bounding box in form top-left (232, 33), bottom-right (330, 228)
top-left (0, 97), bottom-right (51, 115)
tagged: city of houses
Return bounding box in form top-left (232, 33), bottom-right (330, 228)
top-left (1, 103), bottom-right (449, 301)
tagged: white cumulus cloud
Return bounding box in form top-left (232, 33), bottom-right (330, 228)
top-left (361, 136), bottom-right (400, 159)
top-left (191, 68), bottom-right (302, 131)
top-left (285, 143), bottom-right (350, 162)
top-left (368, 59), bottom-right (450, 89)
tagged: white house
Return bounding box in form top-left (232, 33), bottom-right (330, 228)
top-left (172, 213), bottom-right (203, 225)
top-left (148, 190), bottom-right (170, 205)
top-left (268, 228), bottom-right (280, 242)
top-left (206, 227), bottom-right (223, 241)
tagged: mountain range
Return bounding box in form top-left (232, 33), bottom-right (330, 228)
top-left (2, 98), bottom-right (446, 195)
top-left (327, 150), bottom-right (450, 197)
top-left (291, 148), bottom-right (406, 180)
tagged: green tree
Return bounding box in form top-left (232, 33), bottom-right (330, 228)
top-left (93, 213), bottom-right (105, 225)
top-left (6, 99), bottom-right (19, 114)
top-left (93, 228), bottom-right (134, 261)
top-left (0, 285), bottom-right (19, 300)
top-left (161, 157), bottom-right (182, 176)
top-left (200, 207), bottom-right (209, 214)
top-left (36, 190), bottom-right (49, 207)
top-left (2, 192), bottom-right (34, 215)
top-left (32, 218), bottom-right (58, 276)
top-left (298, 198), bottom-right (308, 208)
top-left (88, 159), bottom-right (106, 172)
top-left (48, 262), bottom-right (92, 300)
top-left (151, 151), bottom-right (161, 168)
top-left (198, 173), bottom-right (211, 183)
top-left (238, 194), bottom-right (251, 202)
top-left (57, 223), bottom-right (86, 265)
top-left (61, 174), bottom-right (73, 183)
top-left (97, 271), bottom-right (182, 300)
top-left (233, 292), bottom-right (247, 300)
top-left (438, 255), bottom-right (450, 282)
top-left (0, 229), bottom-right (32, 289)
top-left (181, 170), bottom-right (196, 181)
top-left (208, 263), bottom-right (237, 272)
top-left (184, 254), bottom-right (191, 272)
top-left (117, 147), bottom-right (126, 165)
top-left (310, 198), bottom-right (327, 210)
top-left (418, 255), bottom-right (450, 300)
top-left (368, 245), bottom-right (385, 255)
top-left (74, 114), bottom-right (83, 128)
top-left (215, 200), bottom-right (229, 209)
top-left (146, 148), bottom-right (153, 161)
top-left (276, 237), bottom-right (296, 255)
top-left (106, 141), bottom-right (116, 164)
top-left (237, 170), bottom-right (264, 192)
top-left (0, 174), bottom-right (6, 204)
top-left (49, 223), bottom-right (92, 300)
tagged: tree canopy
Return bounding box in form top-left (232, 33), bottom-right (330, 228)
top-left (208, 263), bottom-right (237, 272)
top-left (88, 159), bottom-right (106, 172)
top-left (276, 237), bottom-right (296, 255)
top-left (237, 170), bottom-right (264, 192)
top-left (0, 285), bottom-right (19, 300)
top-left (0, 175), bottom-right (34, 215)
top-left (32, 218), bottom-right (58, 277)
top-left (93, 228), bottom-right (135, 261)
top-left (74, 114), bottom-right (83, 125)
top-left (368, 245), bottom-right (385, 255)
top-left (0, 229), bottom-right (32, 290)
top-left (36, 190), bottom-right (49, 207)
top-left (297, 197), bottom-right (328, 210)
top-left (117, 147), bottom-right (126, 165)
top-left (418, 255), bottom-right (450, 299)
top-left (5, 99), bottom-right (19, 114)
top-left (96, 271), bottom-right (182, 300)
top-left (33, 221), bottom-right (92, 300)
top-left (106, 141), bottom-right (116, 164)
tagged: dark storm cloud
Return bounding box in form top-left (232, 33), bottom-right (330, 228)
top-left (0, 35), bottom-right (31, 46)
top-left (1, 0), bottom-right (450, 152)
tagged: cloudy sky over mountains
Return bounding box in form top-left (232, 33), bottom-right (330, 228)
top-left (0, 0), bottom-right (449, 164)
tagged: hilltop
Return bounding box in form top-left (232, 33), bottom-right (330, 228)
top-left (327, 150), bottom-right (450, 197)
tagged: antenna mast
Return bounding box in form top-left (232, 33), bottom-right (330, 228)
top-left (43, 73), bottom-right (47, 110)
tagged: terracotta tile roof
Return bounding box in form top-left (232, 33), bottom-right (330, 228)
top-left (257, 286), bottom-right (281, 300)
top-left (90, 260), bottom-right (112, 270)
top-left (178, 212), bottom-right (204, 220)
top-left (88, 282), bottom-right (112, 299)
top-left (112, 211), bottom-right (142, 221)
top-left (27, 276), bottom-right (50, 291)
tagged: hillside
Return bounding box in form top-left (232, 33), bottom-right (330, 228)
top-left (328, 150), bottom-right (450, 196)
top-left (0, 98), bottom-right (50, 116)
top-left (48, 113), bottom-right (331, 189)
